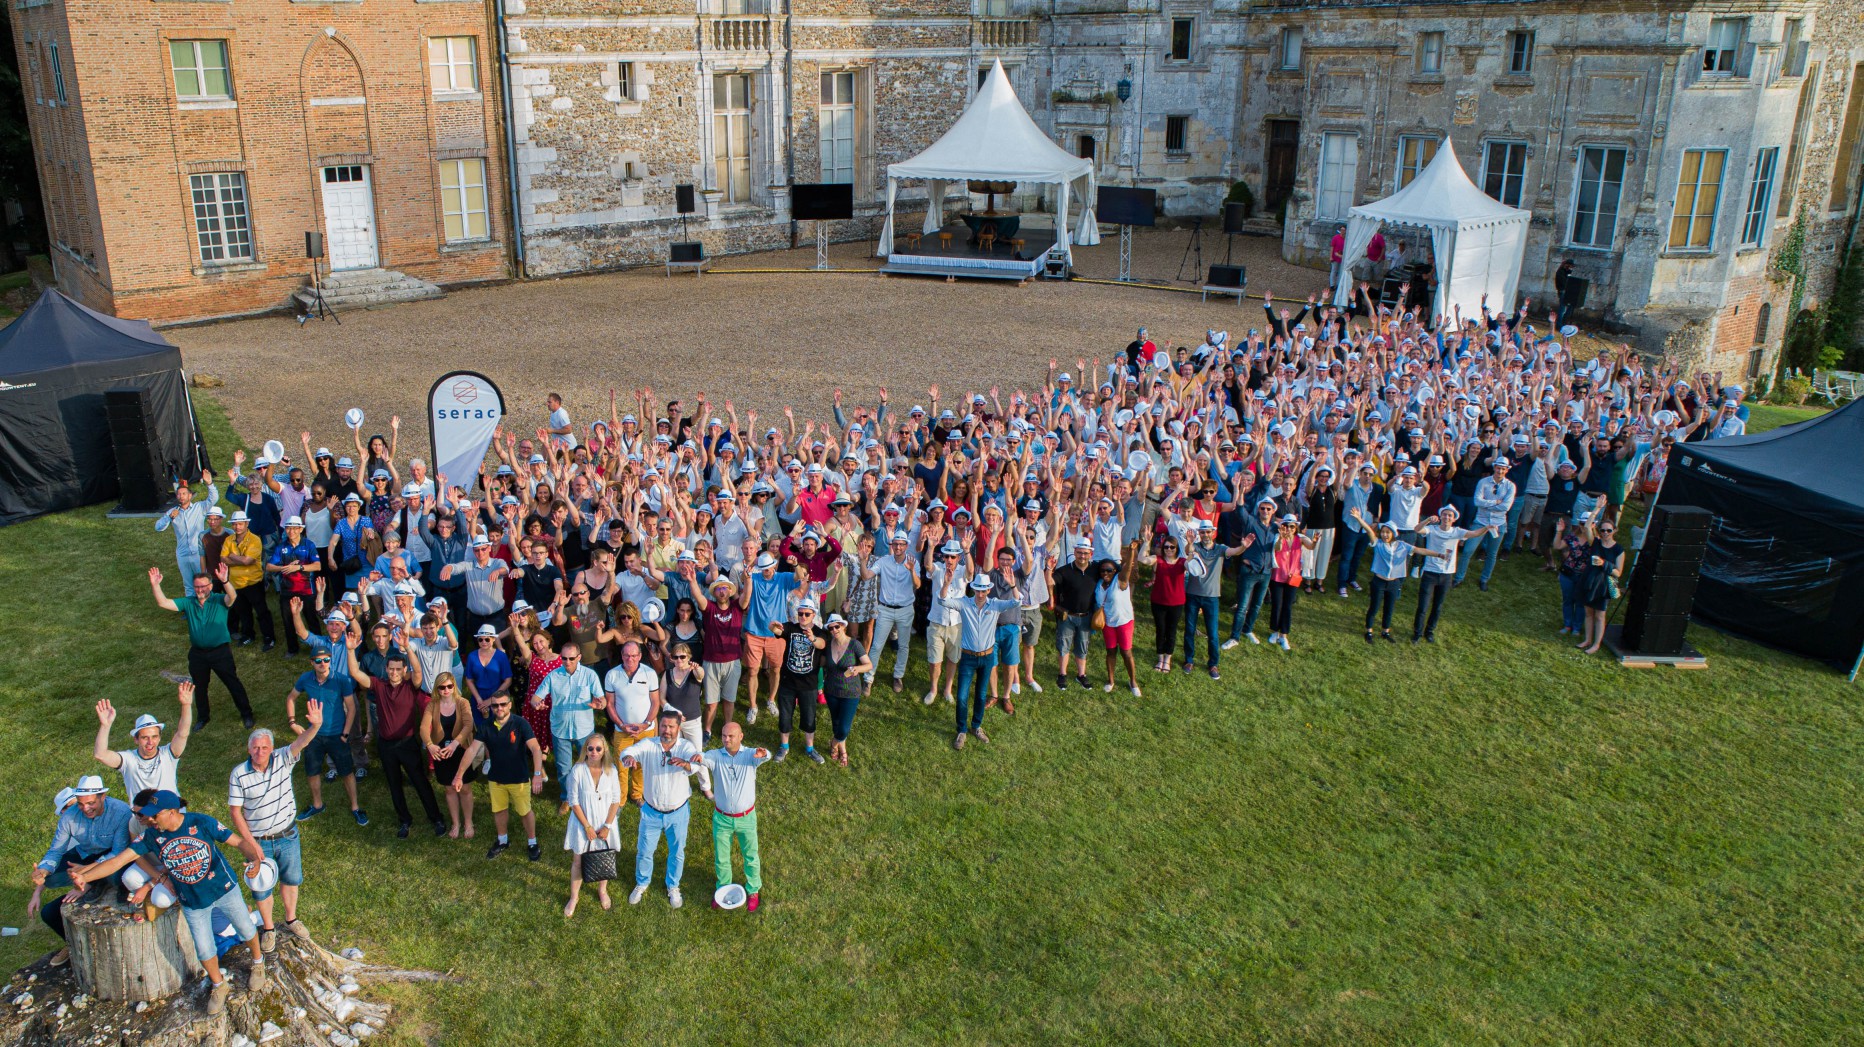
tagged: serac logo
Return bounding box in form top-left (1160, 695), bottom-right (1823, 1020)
top-left (452, 380), bottom-right (479, 405)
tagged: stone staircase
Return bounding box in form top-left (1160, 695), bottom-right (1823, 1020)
top-left (294, 268), bottom-right (443, 313)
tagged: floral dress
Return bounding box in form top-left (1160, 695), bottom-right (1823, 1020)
top-left (523, 653), bottom-right (561, 749)
top-left (840, 547), bottom-right (879, 624)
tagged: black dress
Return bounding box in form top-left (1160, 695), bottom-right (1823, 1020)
top-left (1581, 540), bottom-right (1623, 610)
top-left (431, 705), bottom-right (478, 786)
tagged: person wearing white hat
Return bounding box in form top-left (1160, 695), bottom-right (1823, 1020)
top-left (1405, 505), bottom-right (1493, 644)
top-left (93, 681), bottom-right (194, 797)
top-left (155, 467), bottom-right (220, 588)
top-left (937, 575), bottom-right (1025, 747)
top-left (221, 506), bottom-right (275, 650)
top-left (30, 775), bottom-right (133, 964)
top-left (922, 540), bottom-right (969, 706)
top-left (1456, 455), bottom-right (1516, 591)
top-left (740, 552), bottom-right (801, 725)
top-left (150, 561), bottom-right (254, 730)
top-left (862, 529), bottom-right (921, 694)
top-left (227, 710), bottom-right (327, 952)
top-left (1264, 514), bottom-right (1320, 652)
top-left (1049, 537), bottom-right (1099, 689)
top-left (73, 790), bottom-right (271, 1015)
top-left (267, 515), bottom-right (323, 654)
top-left (772, 600), bottom-right (829, 763)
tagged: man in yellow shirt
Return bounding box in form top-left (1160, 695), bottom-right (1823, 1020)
top-left (224, 510), bottom-right (276, 651)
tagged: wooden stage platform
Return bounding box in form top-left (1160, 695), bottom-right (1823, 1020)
top-left (879, 220), bottom-right (1055, 283)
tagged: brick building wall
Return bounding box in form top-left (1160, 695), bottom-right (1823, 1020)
top-left (9, 0), bottom-right (513, 324)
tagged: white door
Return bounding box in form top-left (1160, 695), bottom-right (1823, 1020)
top-left (320, 165), bottom-right (379, 270)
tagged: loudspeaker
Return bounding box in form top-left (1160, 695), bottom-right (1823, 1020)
top-left (1561, 274), bottom-right (1589, 309)
top-left (1207, 264), bottom-right (1245, 288)
top-left (669, 241), bottom-right (704, 263)
top-left (675, 184), bottom-right (697, 214)
top-left (305, 231), bottom-right (324, 260)
top-left (104, 388), bottom-right (163, 512)
top-left (1618, 504), bottom-right (1711, 655)
top-left (1221, 202), bottom-right (1247, 234)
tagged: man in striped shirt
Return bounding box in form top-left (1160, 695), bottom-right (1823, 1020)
top-left (227, 704), bottom-right (326, 953)
top-left (706, 721), bottom-right (771, 913)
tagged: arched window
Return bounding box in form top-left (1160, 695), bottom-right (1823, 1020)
top-left (1753, 302), bottom-right (1771, 344)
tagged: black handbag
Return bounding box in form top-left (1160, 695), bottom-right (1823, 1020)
top-left (581, 837), bottom-right (617, 882)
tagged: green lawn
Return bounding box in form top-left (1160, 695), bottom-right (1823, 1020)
top-left (0, 397), bottom-right (1858, 1045)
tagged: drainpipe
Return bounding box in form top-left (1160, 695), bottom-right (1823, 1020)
top-left (784, 0), bottom-right (797, 250)
top-left (494, 0), bottom-right (527, 277)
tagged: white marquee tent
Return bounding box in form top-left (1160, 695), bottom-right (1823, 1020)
top-left (1330, 137), bottom-right (1530, 321)
top-left (877, 60), bottom-right (1100, 262)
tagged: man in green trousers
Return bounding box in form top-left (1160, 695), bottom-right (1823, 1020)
top-left (706, 722), bottom-right (770, 912)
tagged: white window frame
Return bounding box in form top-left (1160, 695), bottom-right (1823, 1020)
top-left (1317, 132), bottom-right (1358, 220)
top-left (188, 172), bottom-right (253, 263)
top-left (48, 40), bottom-right (65, 104)
top-left (818, 70), bottom-right (857, 185)
top-left (1569, 145), bottom-right (1626, 249)
top-left (1670, 148), bottom-right (1727, 250)
top-left (1418, 32), bottom-right (1443, 75)
top-left (1703, 18), bottom-right (1743, 76)
top-left (1482, 140), bottom-right (1529, 207)
top-left (1508, 31), bottom-right (1534, 74)
top-left (1780, 18), bottom-right (1807, 79)
top-left (1168, 18), bottom-right (1194, 63)
top-left (1395, 135), bottom-right (1436, 190)
top-left (428, 37), bottom-right (478, 95)
top-left (1280, 27), bottom-right (1302, 72)
top-left (618, 61), bottom-right (634, 101)
top-left (712, 73), bottom-right (753, 205)
top-left (438, 158), bottom-right (489, 243)
top-left (170, 39), bottom-right (231, 102)
top-left (1740, 147), bottom-right (1778, 246)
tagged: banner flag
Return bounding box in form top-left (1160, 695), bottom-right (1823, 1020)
top-left (427, 371), bottom-right (505, 495)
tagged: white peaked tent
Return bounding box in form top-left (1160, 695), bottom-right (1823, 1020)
top-left (877, 60), bottom-right (1100, 262)
top-left (1331, 137), bottom-right (1530, 321)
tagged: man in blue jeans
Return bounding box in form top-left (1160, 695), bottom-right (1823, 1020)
top-left (227, 712), bottom-right (326, 952)
top-left (74, 790), bottom-right (269, 1016)
top-left (1179, 518), bottom-right (1240, 678)
top-left (1335, 462), bottom-right (1383, 595)
top-left (1455, 457), bottom-right (1517, 591)
top-left (620, 709), bottom-right (703, 909)
top-left (536, 642), bottom-right (603, 805)
top-left (1225, 499), bottom-right (1278, 647)
top-left (939, 576), bottom-right (1022, 750)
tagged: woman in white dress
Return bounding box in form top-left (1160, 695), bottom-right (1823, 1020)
top-left (563, 735), bottom-right (623, 917)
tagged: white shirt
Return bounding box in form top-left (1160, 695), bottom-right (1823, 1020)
top-left (603, 663), bottom-right (660, 726)
top-left (620, 737), bottom-right (700, 812)
top-left (705, 746), bottom-right (771, 816)
top-left (1414, 524), bottom-right (1477, 575)
top-left (549, 407), bottom-right (577, 449)
top-left (1094, 579), bottom-right (1135, 628)
top-left (927, 563), bottom-right (967, 626)
top-left (116, 746), bottom-right (180, 797)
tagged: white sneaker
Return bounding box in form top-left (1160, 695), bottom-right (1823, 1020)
top-left (1247, 633), bottom-right (1261, 645)
top-left (1028, 679), bottom-right (1043, 693)
top-left (628, 885), bottom-right (647, 906)
top-left (1103, 682), bottom-right (1114, 693)
top-left (668, 887), bottom-right (683, 909)
top-left (765, 699), bottom-right (778, 716)
top-left (1278, 636), bottom-right (1292, 651)
top-left (1009, 682), bottom-right (1021, 695)
top-left (923, 690), bottom-right (937, 706)
top-left (1131, 686), bottom-right (1142, 697)
top-left (745, 704), bottom-right (758, 725)
top-left (1221, 639), bottom-right (1239, 651)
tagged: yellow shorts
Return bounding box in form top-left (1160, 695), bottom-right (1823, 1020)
top-left (488, 780), bottom-right (533, 816)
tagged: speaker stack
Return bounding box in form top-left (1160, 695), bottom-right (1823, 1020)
top-left (1207, 264), bottom-right (1245, 289)
top-left (670, 183), bottom-right (703, 265)
top-left (1618, 504), bottom-right (1711, 656)
top-left (104, 387), bottom-right (164, 513)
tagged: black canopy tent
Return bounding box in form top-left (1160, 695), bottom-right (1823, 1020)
top-left (0, 288), bottom-right (200, 525)
top-left (1659, 398), bottom-right (1864, 676)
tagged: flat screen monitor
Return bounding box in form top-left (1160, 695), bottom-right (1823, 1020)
top-left (791, 183), bottom-right (856, 221)
top-left (1096, 186), bottom-right (1157, 227)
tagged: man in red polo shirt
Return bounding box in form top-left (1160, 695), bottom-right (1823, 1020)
top-left (348, 647), bottom-right (445, 839)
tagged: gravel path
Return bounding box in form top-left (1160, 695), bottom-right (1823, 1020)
top-left (169, 229), bottom-right (1326, 452)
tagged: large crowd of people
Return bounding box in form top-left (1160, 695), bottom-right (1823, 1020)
top-left (32, 285), bottom-right (1760, 1013)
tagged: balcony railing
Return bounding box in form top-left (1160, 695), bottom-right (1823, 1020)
top-left (976, 19), bottom-right (1034, 48)
top-left (711, 18), bottom-right (769, 51)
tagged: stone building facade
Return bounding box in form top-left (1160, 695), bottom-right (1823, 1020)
top-left (9, 0), bottom-right (511, 323)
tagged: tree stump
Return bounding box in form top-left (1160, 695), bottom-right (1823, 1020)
top-left (65, 897), bottom-right (201, 1002)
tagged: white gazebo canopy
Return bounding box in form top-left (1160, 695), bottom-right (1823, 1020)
top-left (877, 60), bottom-right (1100, 261)
top-left (1331, 136), bottom-right (1530, 322)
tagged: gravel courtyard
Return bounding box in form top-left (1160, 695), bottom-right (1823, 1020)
top-left (169, 228), bottom-right (1326, 451)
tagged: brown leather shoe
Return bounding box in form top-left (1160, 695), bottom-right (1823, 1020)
top-left (951, 733), bottom-right (965, 751)
top-left (971, 728), bottom-right (990, 745)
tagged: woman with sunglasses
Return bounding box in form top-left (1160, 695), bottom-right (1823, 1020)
top-left (1576, 511), bottom-right (1624, 655)
top-left (660, 643), bottom-right (712, 786)
top-left (821, 613), bottom-right (871, 766)
top-left (421, 671), bottom-right (477, 838)
top-left (460, 624), bottom-right (513, 722)
top-left (1140, 533), bottom-right (1187, 673)
top-left (562, 734), bottom-right (622, 917)
top-left (513, 628), bottom-right (560, 762)
top-left (1266, 514), bottom-right (1319, 652)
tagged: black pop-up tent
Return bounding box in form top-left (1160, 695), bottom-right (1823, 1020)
top-left (0, 288), bottom-right (200, 525)
top-left (1660, 398), bottom-right (1864, 674)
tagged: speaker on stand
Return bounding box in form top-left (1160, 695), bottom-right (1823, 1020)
top-left (1612, 504), bottom-right (1711, 664)
top-left (1221, 201), bottom-right (1246, 265)
top-left (670, 184), bottom-right (703, 268)
top-left (104, 388), bottom-right (164, 514)
top-left (300, 230), bottom-right (338, 326)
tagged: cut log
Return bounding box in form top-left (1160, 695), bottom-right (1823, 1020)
top-left (65, 897), bottom-right (200, 1002)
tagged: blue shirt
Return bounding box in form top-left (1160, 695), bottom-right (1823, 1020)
top-left (539, 664), bottom-right (603, 740)
top-left (232, 478), bottom-right (280, 536)
top-left (294, 670), bottom-right (356, 737)
top-left (744, 571), bottom-right (800, 637)
top-left (132, 811), bottom-right (240, 910)
top-left (38, 798), bottom-right (134, 884)
top-left (1369, 538), bottom-right (1413, 581)
top-left (934, 594), bottom-right (1022, 651)
top-left (302, 635), bottom-right (356, 694)
top-left (460, 648), bottom-right (513, 711)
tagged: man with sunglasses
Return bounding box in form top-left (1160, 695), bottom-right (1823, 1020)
top-left (285, 645), bottom-right (363, 825)
top-left (348, 646), bottom-right (446, 838)
top-left (456, 691), bottom-right (547, 860)
top-left (619, 707), bottom-right (705, 908)
top-left (536, 642), bottom-right (604, 811)
top-left (773, 600), bottom-right (829, 763)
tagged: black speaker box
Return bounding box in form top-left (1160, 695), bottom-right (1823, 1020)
top-left (1221, 201), bottom-right (1246, 234)
top-left (1561, 274), bottom-right (1589, 309)
top-left (1622, 612), bottom-right (1690, 654)
top-left (305, 231), bottom-right (324, 259)
top-left (675, 184), bottom-right (697, 214)
top-left (669, 241), bottom-right (705, 263)
top-left (104, 388), bottom-right (162, 512)
top-left (1207, 264), bottom-right (1245, 288)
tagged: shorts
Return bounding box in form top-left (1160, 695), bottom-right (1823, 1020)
top-left (488, 780), bottom-right (533, 816)
top-left (1055, 613), bottom-right (1091, 659)
top-left (1019, 608), bottom-right (1043, 647)
top-left (1519, 494), bottom-right (1547, 528)
top-left (253, 830), bottom-right (305, 901)
top-left (742, 634), bottom-right (784, 672)
top-left (704, 659), bottom-right (743, 705)
top-left (304, 734), bottom-right (354, 777)
top-left (1103, 620), bottom-right (1135, 651)
top-left (926, 622), bottom-right (962, 664)
top-left (994, 623), bottom-right (1021, 666)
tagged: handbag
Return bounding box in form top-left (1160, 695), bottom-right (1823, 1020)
top-left (1091, 608), bottom-right (1106, 631)
top-left (581, 836), bottom-right (617, 882)
top-left (339, 553), bottom-right (364, 574)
